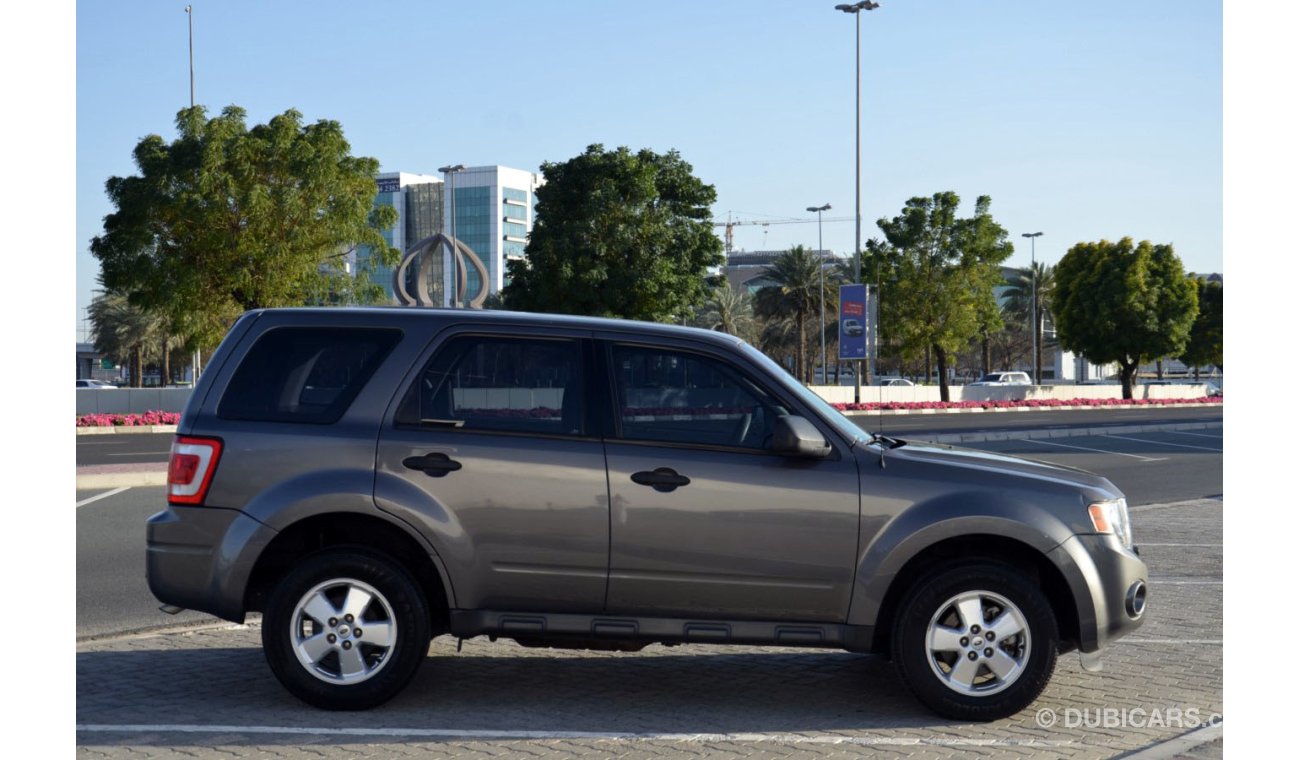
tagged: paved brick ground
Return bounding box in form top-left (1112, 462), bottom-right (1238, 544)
top-left (76, 499), bottom-right (1222, 759)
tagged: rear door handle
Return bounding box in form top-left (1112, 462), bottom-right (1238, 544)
top-left (631, 467), bottom-right (691, 493)
top-left (403, 453), bottom-right (462, 477)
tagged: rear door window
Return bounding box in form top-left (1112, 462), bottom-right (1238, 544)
top-left (218, 327), bottom-right (402, 424)
top-left (396, 335), bottom-right (585, 437)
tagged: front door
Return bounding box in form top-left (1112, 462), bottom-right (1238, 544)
top-left (599, 340), bottom-right (860, 622)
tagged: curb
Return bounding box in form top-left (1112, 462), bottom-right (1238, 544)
top-left (76, 425), bottom-right (179, 436)
top-left (76, 468), bottom-right (168, 489)
top-left (1118, 723), bottom-right (1222, 759)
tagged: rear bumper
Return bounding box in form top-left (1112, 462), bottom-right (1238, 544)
top-left (1049, 534), bottom-right (1149, 652)
top-left (146, 505), bottom-right (277, 622)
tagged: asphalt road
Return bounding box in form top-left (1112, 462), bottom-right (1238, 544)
top-left (846, 404), bottom-right (1222, 438)
top-left (74, 406), bottom-right (1223, 466)
top-left (76, 485), bottom-right (211, 640)
top-left (77, 434), bottom-right (174, 467)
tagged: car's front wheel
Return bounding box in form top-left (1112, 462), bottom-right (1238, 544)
top-left (262, 549), bottom-right (431, 710)
top-left (892, 562), bottom-right (1058, 721)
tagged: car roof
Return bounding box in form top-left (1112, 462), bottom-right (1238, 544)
top-left (247, 307), bottom-right (746, 348)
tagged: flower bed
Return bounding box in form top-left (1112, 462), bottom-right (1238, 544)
top-left (76, 410), bottom-right (182, 427)
top-left (832, 397), bottom-right (1223, 412)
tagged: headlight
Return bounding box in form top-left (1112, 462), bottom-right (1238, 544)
top-left (1088, 498), bottom-right (1133, 548)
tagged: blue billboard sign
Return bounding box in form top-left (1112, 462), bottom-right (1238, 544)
top-left (838, 284), bottom-right (868, 360)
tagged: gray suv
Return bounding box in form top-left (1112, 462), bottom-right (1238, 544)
top-left (148, 307), bottom-right (1147, 720)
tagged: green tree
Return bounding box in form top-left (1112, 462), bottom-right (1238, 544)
top-left (1179, 278), bottom-right (1223, 379)
top-left (1054, 238), bottom-right (1199, 399)
top-left (90, 105), bottom-right (398, 351)
top-left (692, 283), bottom-right (757, 344)
top-left (87, 290), bottom-right (179, 387)
top-left (754, 246), bottom-right (828, 384)
top-left (503, 144), bottom-right (723, 321)
top-left (869, 192), bottom-right (1012, 401)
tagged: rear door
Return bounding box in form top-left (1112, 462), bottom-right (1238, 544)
top-left (374, 325), bottom-right (610, 614)
top-left (596, 336), bottom-right (861, 622)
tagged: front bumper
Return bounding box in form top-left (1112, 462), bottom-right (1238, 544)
top-left (1049, 534), bottom-right (1149, 652)
top-left (146, 505), bottom-right (278, 623)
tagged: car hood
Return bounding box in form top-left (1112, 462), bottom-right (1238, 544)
top-left (876, 438), bottom-right (1118, 496)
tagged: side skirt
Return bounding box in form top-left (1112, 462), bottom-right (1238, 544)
top-left (448, 609), bottom-right (876, 652)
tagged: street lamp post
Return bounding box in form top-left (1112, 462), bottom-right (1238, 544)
top-left (807, 203), bottom-right (832, 383)
top-left (438, 164), bottom-right (466, 307)
top-left (1021, 231), bottom-right (1043, 384)
top-left (835, 0), bottom-right (879, 402)
top-left (185, 5), bottom-right (200, 385)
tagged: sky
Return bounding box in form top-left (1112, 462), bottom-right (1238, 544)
top-left (74, 0), bottom-right (1222, 341)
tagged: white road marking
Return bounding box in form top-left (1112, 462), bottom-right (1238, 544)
top-left (106, 451), bottom-right (171, 457)
top-left (75, 486), bottom-right (131, 508)
top-left (1018, 437), bottom-right (1167, 461)
top-left (1147, 580), bottom-right (1222, 585)
top-left (72, 725), bottom-right (1073, 746)
top-left (1165, 430), bottom-right (1224, 441)
top-left (1139, 543), bottom-right (1222, 547)
top-left (1099, 434), bottom-right (1222, 452)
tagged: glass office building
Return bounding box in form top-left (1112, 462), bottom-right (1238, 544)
top-left (442, 165), bottom-right (543, 305)
top-left (355, 172), bottom-right (444, 303)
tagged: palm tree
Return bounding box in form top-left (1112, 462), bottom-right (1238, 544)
top-left (1001, 263), bottom-right (1055, 381)
top-left (88, 291), bottom-right (177, 387)
top-left (693, 283), bottom-right (757, 343)
top-left (754, 246), bottom-right (825, 384)
top-left (757, 313), bottom-right (800, 376)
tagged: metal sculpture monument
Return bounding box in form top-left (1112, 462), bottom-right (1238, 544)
top-left (392, 233), bottom-right (490, 308)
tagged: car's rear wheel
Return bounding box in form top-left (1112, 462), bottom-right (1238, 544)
top-left (891, 562), bottom-right (1057, 721)
top-left (262, 549), bottom-right (431, 710)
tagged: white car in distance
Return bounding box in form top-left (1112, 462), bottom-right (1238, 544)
top-left (968, 371), bottom-right (1032, 387)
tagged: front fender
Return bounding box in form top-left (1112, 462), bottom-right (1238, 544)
top-left (847, 490), bottom-right (1074, 627)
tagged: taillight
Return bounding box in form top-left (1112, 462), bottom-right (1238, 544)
top-left (167, 436), bottom-right (223, 506)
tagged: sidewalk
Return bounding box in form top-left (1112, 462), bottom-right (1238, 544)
top-left (77, 462), bottom-right (169, 489)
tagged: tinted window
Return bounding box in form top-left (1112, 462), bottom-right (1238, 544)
top-left (611, 344), bottom-right (787, 450)
top-left (398, 336), bottom-right (584, 437)
top-left (218, 327), bottom-right (401, 424)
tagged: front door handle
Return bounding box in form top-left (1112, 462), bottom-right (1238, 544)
top-left (631, 467), bottom-right (691, 493)
top-left (403, 452), bottom-right (462, 477)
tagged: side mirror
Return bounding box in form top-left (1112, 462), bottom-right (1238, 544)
top-left (772, 415), bottom-right (832, 458)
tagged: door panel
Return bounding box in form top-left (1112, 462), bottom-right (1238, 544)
top-left (375, 332), bottom-right (609, 613)
top-left (605, 444), bottom-right (860, 621)
top-left (601, 341), bottom-right (860, 622)
top-left (377, 432), bottom-right (609, 612)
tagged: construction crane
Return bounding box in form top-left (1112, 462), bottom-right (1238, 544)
top-left (713, 214), bottom-right (854, 254)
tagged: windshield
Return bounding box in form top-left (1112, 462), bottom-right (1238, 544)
top-left (737, 342), bottom-right (871, 445)
top-left (978, 373), bottom-right (1001, 382)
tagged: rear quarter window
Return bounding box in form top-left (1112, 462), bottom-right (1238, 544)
top-left (218, 327), bottom-right (402, 424)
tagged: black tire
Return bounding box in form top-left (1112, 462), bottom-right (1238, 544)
top-left (891, 562), bottom-right (1058, 721)
top-left (262, 549), bottom-right (431, 710)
